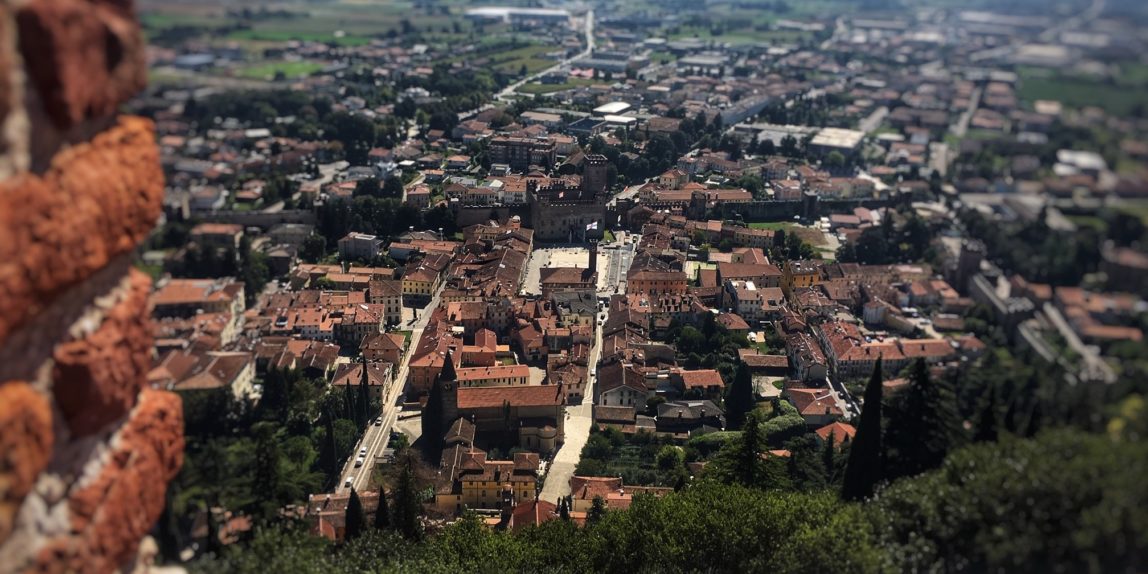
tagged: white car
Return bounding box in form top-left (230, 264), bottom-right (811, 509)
top-left (355, 457), bottom-right (365, 468)
top-left (344, 477), bottom-right (354, 488)
top-left (359, 447), bottom-right (367, 457)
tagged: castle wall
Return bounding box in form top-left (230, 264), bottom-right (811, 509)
top-left (0, 2), bottom-right (183, 571)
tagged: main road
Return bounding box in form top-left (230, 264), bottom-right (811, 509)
top-left (494, 9), bottom-right (594, 101)
top-left (337, 282), bottom-right (447, 494)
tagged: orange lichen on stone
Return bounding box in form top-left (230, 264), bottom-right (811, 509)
top-left (52, 270), bottom-right (154, 437)
top-left (15, 0), bottom-right (146, 129)
top-left (35, 389), bottom-right (184, 573)
top-left (0, 381), bottom-right (54, 544)
top-left (0, 116), bottom-right (163, 346)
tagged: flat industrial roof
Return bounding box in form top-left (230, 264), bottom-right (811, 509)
top-left (603, 115), bottom-right (638, 125)
top-left (810, 127), bottom-right (866, 150)
top-left (593, 102), bottom-right (632, 115)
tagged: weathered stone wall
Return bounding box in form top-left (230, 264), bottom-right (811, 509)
top-left (0, 1), bottom-right (183, 572)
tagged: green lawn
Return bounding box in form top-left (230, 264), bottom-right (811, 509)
top-left (603, 229), bottom-right (616, 243)
top-left (1117, 203), bottom-right (1148, 226)
top-left (748, 221), bottom-right (796, 231)
top-left (228, 29), bottom-right (372, 46)
top-left (238, 61), bottom-right (326, 80)
top-left (516, 78), bottom-right (596, 95)
top-left (1018, 68), bottom-right (1148, 117)
top-left (1066, 215), bottom-right (1108, 233)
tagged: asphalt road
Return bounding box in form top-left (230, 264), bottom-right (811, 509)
top-left (336, 282), bottom-right (446, 494)
top-left (494, 10), bottom-right (595, 102)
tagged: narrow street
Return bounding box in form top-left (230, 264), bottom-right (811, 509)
top-left (540, 302), bottom-right (603, 503)
top-left (539, 235), bottom-right (629, 503)
top-left (336, 282), bottom-right (446, 493)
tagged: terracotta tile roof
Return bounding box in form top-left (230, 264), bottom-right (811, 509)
top-left (680, 369), bottom-right (725, 389)
top-left (786, 387), bottom-right (843, 417)
top-left (815, 421), bottom-right (856, 443)
top-left (569, 476), bottom-right (622, 501)
top-left (455, 364), bottom-right (530, 382)
top-left (456, 384), bottom-right (565, 409)
top-left (897, 339), bottom-right (955, 360)
top-left (511, 499), bottom-right (558, 531)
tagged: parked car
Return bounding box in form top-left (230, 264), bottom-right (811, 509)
top-left (344, 477), bottom-right (354, 488)
top-left (359, 447), bottom-right (367, 457)
top-left (354, 456), bottom-right (364, 468)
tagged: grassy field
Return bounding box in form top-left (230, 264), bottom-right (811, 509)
top-left (228, 29), bottom-right (372, 46)
top-left (1018, 68), bottom-right (1148, 117)
top-left (1117, 203), bottom-right (1148, 226)
top-left (1066, 215), bottom-right (1108, 233)
top-left (517, 78), bottom-right (596, 95)
top-left (748, 221), bottom-right (796, 231)
top-left (238, 61), bottom-right (326, 80)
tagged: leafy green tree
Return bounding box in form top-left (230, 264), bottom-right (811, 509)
top-left (656, 445), bottom-right (685, 472)
top-left (836, 240), bottom-right (858, 262)
top-left (587, 496), bottom-right (607, 526)
top-left (785, 435), bottom-right (828, 491)
top-left (972, 380), bottom-right (1001, 443)
top-left (825, 151), bottom-right (845, 168)
top-left (354, 177), bottom-right (380, 197)
top-left (854, 227), bottom-right (889, 264)
top-left (875, 430), bottom-right (1148, 573)
top-left (300, 234), bottom-right (328, 262)
top-left (842, 359), bottom-right (883, 501)
top-left (344, 487), bottom-right (365, 542)
top-left (252, 422), bottom-right (283, 517)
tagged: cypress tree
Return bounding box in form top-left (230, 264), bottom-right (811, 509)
top-left (842, 358), bottom-right (883, 502)
top-left (972, 381), bottom-right (1000, 443)
top-left (821, 431), bottom-right (837, 480)
top-left (343, 383), bottom-right (355, 421)
top-left (391, 449), bottom-right (424, 540)
top-left (735, 410), bottom-right (764, 487)
top-left (358, 359), bottom-right (371, 428)
top-left (558, 497), bottom-right (570, 521)
top-left (886, 359), bottom-right (963, 479)
top-left (374, 487), bottom-right (391, 530)
top-left (344, 487), bottom-right (365, 542)
top-left (320, 408), bottom-right (339, 485)
top-left (587, 496), bottom-right (607, 526)
top-left (252, 422), bottom-right (282, 517)
top-left (725, 362), bottom-right (755, 430)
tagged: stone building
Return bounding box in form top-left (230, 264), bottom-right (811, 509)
top-left (528, 155), bottom-right (609, 242)
top-left (0, 5), bottom-right (184, 572)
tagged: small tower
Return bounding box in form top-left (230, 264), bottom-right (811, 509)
top-left (583, 154), bottom-right (609, 196)
top-left (588, 240), bottom-right (598, 277)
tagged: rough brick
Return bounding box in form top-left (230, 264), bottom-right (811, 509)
top-left (0, 381), bottom-right (53, 545)
top-left (53, 270), bottom-right (153, 437)
top-left (16, 0), bottom-right (146, 129)
top-left (0, 116), bottom-right (163, 347)
top-left (34, 390), bottom-right (184, 574)
top-left (0, 2), bottom-right (12, 129)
